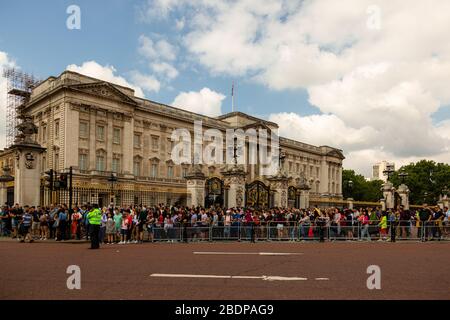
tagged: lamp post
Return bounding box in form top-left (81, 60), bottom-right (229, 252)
top-left (399, 169), bottom-right (408, 184)
top-left (383, 165), bottom-right (395, 182)
top-left (107, 172), bottom-right (118, 207)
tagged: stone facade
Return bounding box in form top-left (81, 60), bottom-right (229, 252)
top-left (0, 70), bottom-right (344, 208)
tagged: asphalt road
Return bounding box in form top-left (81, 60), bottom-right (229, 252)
top-left (1, 240), bottom-right (449, 300)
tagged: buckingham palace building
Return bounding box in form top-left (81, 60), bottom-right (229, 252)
top-left (0, 70), bottom-right (345, 209)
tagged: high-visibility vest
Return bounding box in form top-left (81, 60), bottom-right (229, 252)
top-left (87, 208), bottom-right (102, 225)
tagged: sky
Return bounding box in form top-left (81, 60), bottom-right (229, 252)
top-left (1, 0), bottom-right (449, 177)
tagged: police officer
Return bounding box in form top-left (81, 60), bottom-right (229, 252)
top-left (87, 204), bottom-right (102, 249)
top-left (389, 209), bottom-right (398, 242)
top-left (316, 213), bottom-right (327, 242)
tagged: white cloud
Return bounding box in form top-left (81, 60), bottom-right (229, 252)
top-left (155, 0), bottom-right (450, 175)
top-left (129, 71), bottom-right (161, 93)
top-left (138, 34), bottom-right (177, 61)
top-left (172, 87), bottom-right (225, 116)
top-left (150, 62), bottom-right (179, 80)
top-left (66, 61), bottom-right (147, 97)
top-left (175, 18), bottom-right (185, 31)
top-left (139, 0), bottom-right (184, 21)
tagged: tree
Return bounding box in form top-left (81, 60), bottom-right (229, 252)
top-left (342, 169), bottom-right (383, 202)
top-left (389, 160), bottom-right (450, 205)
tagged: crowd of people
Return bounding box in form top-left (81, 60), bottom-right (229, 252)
top-left (1, 202), bottom-right (449, 244)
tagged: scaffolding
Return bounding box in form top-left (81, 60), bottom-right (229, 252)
top-left (2, 67), bottom-right (40, 147)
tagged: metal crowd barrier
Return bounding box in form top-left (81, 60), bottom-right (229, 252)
top-left (141, 220), bottom-right (450, 242)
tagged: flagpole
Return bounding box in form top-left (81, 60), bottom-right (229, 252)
top-left (231, 81), bottom-right (235, 112)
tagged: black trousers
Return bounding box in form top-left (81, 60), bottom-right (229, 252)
top-left (90, 224), bottom-right (100, 249)
top-left (390, 224), bottom-right (396, 242)
top-left (319, 226), bottom-right (325, 242)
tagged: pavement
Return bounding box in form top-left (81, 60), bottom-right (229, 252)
top-left (0, 240), bottom-right (449, 300)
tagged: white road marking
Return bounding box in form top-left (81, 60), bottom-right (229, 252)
top-left (151, 273), bottom-right (231, 279)
top-left (314, 278), bottom-right (330, 281)
top-left (262, 276), bottom-right (308, 281)
top-left (150, 273), bottom-right (319, 281)
top-left (193, 251), bottom-right (303, 256)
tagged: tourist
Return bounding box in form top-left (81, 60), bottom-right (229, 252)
top-left (39, 208), bottom-right (49, 240)
top-left (358, 209), bottom-right (371, 241)
top-left (31, 207), bottom-right (40, 240)
top-left (119, 210), bottom-right (129, 244)
top-left (99, 208), bottom-right (108, 244)
top-left (113, 208), bottom-right (122, 243)
top-left (105, 212), bottom-right (115, 244)
top-left (18, 206), bottom-right (32, 243)
top-left (137, 207), bottom-right (148, 244)
top-left (378, 212), bottom-right (388, 241)
top-left (57, 207), bottom-right (68, 241)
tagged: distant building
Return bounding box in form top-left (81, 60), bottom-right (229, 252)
top-left (372, 161), bottom-right (395, 182)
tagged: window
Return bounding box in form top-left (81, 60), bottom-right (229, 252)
top-left (289, 162), bottom-right (293, 172)
top-left (55, 120), bottom-right (60, 139)
top-left (112, 158), bottom-right (120, 173)
top-left (79, 154), bottom-right (87, 170)
top-left (42, 125), bottom-right (47, 142)
top-left (96, 125), bottom-right (105, 141)
top-left (133, 160), bottom-right (141, 176)
top-left (151, 163), bottom-right (158, 178)
top-left (151, 136), bottom-right (159, 150)
top-left (167, 138), bottom-right (173, 153)
top-left (96, 154), bottom-right (105, 171)
top-left (113, 128), bottom-right (121, 144)
top-left (134, 134), bottom-right (141, 148)
top-left (182, 167), bottom-right (188, 178)
top-left (168, 166), bottom-right (174, 178)
top-left (79, 122), bottom-right (88, 138)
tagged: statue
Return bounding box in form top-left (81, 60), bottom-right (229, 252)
top-left (14, 114), bottom-right (39, 146)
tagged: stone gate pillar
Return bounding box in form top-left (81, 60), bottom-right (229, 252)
top-left (185, 165), bottom-right (205, 207)
top-left (222, 165), bottom-right (246, 208)
top-left (299, 189), bottom-right (310, 209)
top-left (381, 181), bottom-right (395, 210)
top-left (268, 174), bottom-right (289, 208)
top-left (397, 184), bottom-right (410, 210)
top-left (9, 115), bottom-right (46, 207)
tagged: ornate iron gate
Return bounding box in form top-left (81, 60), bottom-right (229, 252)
top-left (245, 181), bottom-right (270, 208)
top-left (288, 186), bottom-right (299, 208)
top-left (205, 177), bottom-right (224, 207)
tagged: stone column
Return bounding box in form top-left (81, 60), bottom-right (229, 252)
top-left (222, 165), bottom-right (246, 208)
top-left (382, 182), bottom-right (395, 209)
top-left (299, 189), bottom-right (310, 209)
top-left (380, 198), bottom-right (386, 211)
top-left (397, 184), bottom-right (410, 210)
top-left (13, 147), bottom-right (45, 206)
top-left (347, 198), bottom-right (354, 210)
top-left (319, 159), bottom-right (328, 194)
top-left (0, 183), bottom-right (6, 206)
top-left (268, 175), bottom-right (289, 208)
top-left (185, 166), bottom-right (206, 207)
top-left (9, 115), bottom-right (46, 207)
